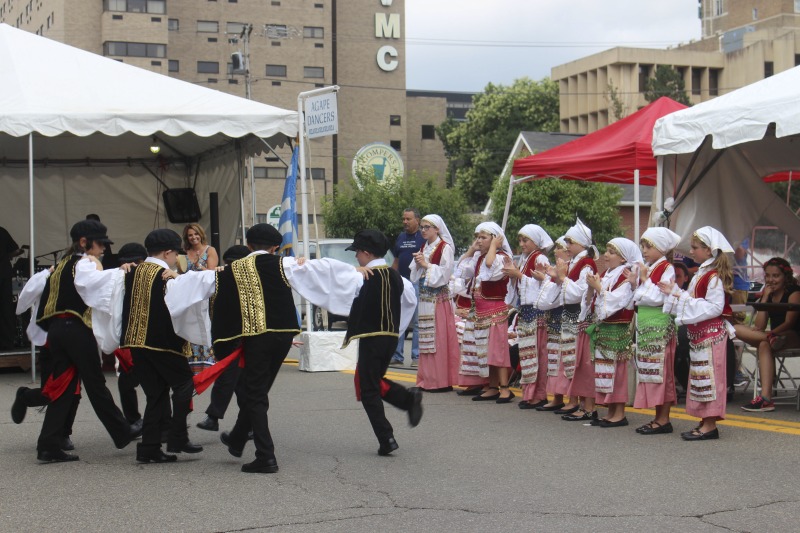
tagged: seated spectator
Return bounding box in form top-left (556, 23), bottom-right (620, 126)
top-left (735, 257), bottom-right (800, 412)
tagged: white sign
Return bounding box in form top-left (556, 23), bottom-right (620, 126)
top-left (304, 92), bottom-right (338, 139)
top-left (352, 142), bottom-right (404, 185)
top-left (267, 204), bottom-right (281, 228)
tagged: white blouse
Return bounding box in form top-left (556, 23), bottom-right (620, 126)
top-left (409, 237), bottom-right (454, 289)
top-left (633, 257), bottom-right (675, 307)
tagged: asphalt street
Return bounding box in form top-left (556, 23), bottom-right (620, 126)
top-left (1, 344), bottom-right (799, 533)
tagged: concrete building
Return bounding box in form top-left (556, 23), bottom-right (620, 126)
top-left (554, 0), bottom-right (800, 133)
top-left (1, 0), bottom-right (468, 231)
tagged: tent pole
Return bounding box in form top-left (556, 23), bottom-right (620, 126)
top-left (634, 169), bottom-right (640, 239)
top-left (501, 176), bottom-right (516, 232)
top-left (238, 145), bottom-right (246, 242)
top-left (656, 157), bottom-right (663, 213)
top-left (298, 93), bottom-right (312, 332)
top-left (28, 133), bottom-right (36, 383)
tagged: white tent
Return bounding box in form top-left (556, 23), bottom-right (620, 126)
top-left (0, 23), bottom-right (298, 264)
top-left (651, 65), bottom-right (800, 250)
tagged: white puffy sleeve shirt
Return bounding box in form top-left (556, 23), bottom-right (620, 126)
top-left (662, 265), bottom-right (726, 327)
top-left (633, 259), bottom-right (675, 307)
top-left (409, 239), bottom-right (454, 289)
top-left (591, 271), bottom-right (635, 322)
top-left (516, 254), bottom-right (551, 307)
top-left (16, 268), bottom-right (50, 347)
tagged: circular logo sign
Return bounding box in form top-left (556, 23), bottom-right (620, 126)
top-left (352, 143), bottom-right (404, 185)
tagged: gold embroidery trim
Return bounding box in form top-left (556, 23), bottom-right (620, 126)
top-left (42, 257), bottom-right (71, 318)
top-left (231, 255), bottom-right (267, 335)
top-left (123, 262), bottom-right (161, 347)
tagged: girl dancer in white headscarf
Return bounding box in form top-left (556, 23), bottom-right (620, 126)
top-left (503, 224), bottom-right (553, 409)
top-left (456, 222), bottom-right (514, 402)
top-left (584, 237), bottom-right (641, 427)
top-left (409, 215), bottom-right (459, 392)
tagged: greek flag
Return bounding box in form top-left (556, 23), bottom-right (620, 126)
top-left (278, 146), bottom-right (299, 256)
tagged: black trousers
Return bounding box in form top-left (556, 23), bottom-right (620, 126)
top-left (357, 336), bottom-right (413, 443)
top-left (205, 340), bottom-right (242, 420)
top-left (117, 367), bottom-right (141, 424)
top-left (22, 346), bottom-right (80, 438)
top-left (37, 318), bottom-right (129, 453)
top-left (227, 333), bottom-right (293, 461)
top-left (0, 273), bottom-right (14, 349)
top-left (131, 348), bottom-right (193, 452)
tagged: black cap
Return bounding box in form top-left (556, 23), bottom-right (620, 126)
top-left (345, 229), bottom-right (390, 257)
top-left (246, 223), bottom-right (282, 247)
top-left (117, 243), bottom-right (148, 264)
top-left (144, 229), bottom-right (183, 253)
top-left (223, 245), bottom-right (251, 263)
top-left (70, 219), bottom-right (113, 245)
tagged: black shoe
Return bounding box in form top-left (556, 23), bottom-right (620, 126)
top-left (554, 405), bottom-right (579, 415)
top-left (456, 387), bottom-right (484, 396)
top-left (167, 440), bottom-right (203, 454)
top-left (60, 437), bottom-right (75, 451)
top-left (590, 418), bottom-right (607, 426)
top-left (535, 402), bottom-right (565, 412)
top-left (599, 417), bottom-right (629, 428)
top-left (378, 437), bottom-right (399, 456)
top-left (422, 386), bottom-right (453, 393)
top-left (639, 422), bottom-right (673, 435)
top-left (196, 416), bottom-right (219, 432)
top-left (496, 390), bottom-right (515, 404)
top-left (681, 428), bottom-right (719, 441)
top-left (408, 387), bottom-right (423, 427)
top-left (242, 458), bottom-right (279, 474)
top-left (11, 387), bottom-right (28, 424)
top-left (129, 419), bottom-right (143, 439)
top-left (472, 388), bottom-right (500, 401)
top-left (563, 410), bottom-right (597, 422)
top-left (136, 449), bottom-right (178, 463)
top-left (37, 449), bottom-right (79, 463)
top-left (220, 431), bottom-right (243, 458)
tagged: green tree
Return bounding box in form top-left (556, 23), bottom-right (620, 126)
top-left (489, 173), bottom-right (624, 252)
top-left (437, 77), bottom-right (559, 210)
top-left (606, 81), bottom-right (627, 120)
top-left (322, 168), bottom-right (475, 251)
top-left (643, 65), bottom-right (691, 105)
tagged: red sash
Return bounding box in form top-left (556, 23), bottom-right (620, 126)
top-left (192, 345), bottom-right (245, 394)
top-left (41, 366), bottom-right (80, 402)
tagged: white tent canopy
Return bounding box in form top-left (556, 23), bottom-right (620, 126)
top-left (0, 23), bottom-right (298, 260)
top-left (651, 65), bottom-right (800, 250)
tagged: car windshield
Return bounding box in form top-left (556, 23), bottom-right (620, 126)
top-left (318, 243), bottom-right (358, 265)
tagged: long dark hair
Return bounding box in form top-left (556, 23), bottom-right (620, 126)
top-left (764, 257), bottom-right (796, 288)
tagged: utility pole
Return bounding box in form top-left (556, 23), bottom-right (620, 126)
top-left (238, 23), bottom-right (257, 226)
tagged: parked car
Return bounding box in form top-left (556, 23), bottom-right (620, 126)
top-left (292, 238), bottom-right (395, 331)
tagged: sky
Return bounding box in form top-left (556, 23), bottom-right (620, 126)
top-left (405, 0), bottom-right (703, 92)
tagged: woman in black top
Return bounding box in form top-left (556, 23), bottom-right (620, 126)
top-left (735, 257), bottom-right (800, 412)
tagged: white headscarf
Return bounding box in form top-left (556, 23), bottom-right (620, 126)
top-left (421, 214), bottom-right (454, 250)
top-left (554, 236), bottom-right (568, 250)
top-left (565, 217), bottom-right (599, 257)
top-left (693, 226), bottom-right (734, 257)
top-left (518, 224), bottom-right (554, 252)
top-left (641, 227), bottom-right (681, 255)
top-left (607, 237), bottom-right (643, 267)
top-left (475, 221), bottom-right (513, 257)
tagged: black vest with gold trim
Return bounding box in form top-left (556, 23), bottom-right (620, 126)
top-left (212, 253), bottom-right (300, 344)
top-left (344, 265), bottom-right (403, 348)
top-left (121, 261), bottom-right (189, 356)
top-left (36, 255), bottom-right (91, 330)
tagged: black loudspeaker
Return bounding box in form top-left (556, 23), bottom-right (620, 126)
top-left (162, 188), bottom-right (201, 223)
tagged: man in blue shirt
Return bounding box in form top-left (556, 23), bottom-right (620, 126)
top-left (390, 208), bottom-right (425, 367)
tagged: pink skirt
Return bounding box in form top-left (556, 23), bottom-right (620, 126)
top-left (523, 326), bottom-right (549, 402)
top-left (633, 336), bottom-right (677, 409)
top-left (417, 300), bottom-right (459, 390)
top-left (596, 359), bottom-right (629, 404)
top-left (566, 330), bottom-right (595, 398)
top-left (685, 336), bottom-right (728, 420)
top-left (487, 321), bottom-right (511, 368)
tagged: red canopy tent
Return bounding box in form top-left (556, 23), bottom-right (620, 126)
top-left (504, 97), bottom-right (688, 236)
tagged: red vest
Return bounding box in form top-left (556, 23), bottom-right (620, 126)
top-left (475, 251), bottom-right (509, 300)
top-left (604, 271), bottom-right (634, 323)
top-left (648, 260), bottom-right (670, 284)
top-left (420, 240), bottom-right (447, 266)
top-left (521, 250), bottom-right (542, 277)
top-left (693, 269), bottom-right (733, 318)
top-left (568, 256), bottom-right (596, 281)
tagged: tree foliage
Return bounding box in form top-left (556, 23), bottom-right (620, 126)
top-left (437, 77), bottom-right (560, 210)
top-left (489, 173), bottom-right (624, 252)
top-left (606, 82), bottom-right (627, 120)
top-left (322, 168), bottom-right (475, 251)
top-left (644, 65), bottom-right (691, 105)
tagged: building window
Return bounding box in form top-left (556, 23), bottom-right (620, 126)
top-left (303, 26), bottom-right (323, 38)
top-left (103, 41), bottom-right (166, 58)
top-left (226, 22), bottom-right (246, 34)
top-left (112, 14), bottom-right (123, 20)
top-left (168, 18), bottom-right (178, 31)
top-left (272, 81), bottom-right (281, 86)
top-left (765, 61), bottom-right (774, 78)
top-left (389, 115), bottom-right (401, 126)
top-left (421, 125), bottom-right (436, 140)
top-left (266, 167), bottom-right (287, 179)
top-left (390, 140), bottom-right (401, 151)
top-left (197, 61), bottom-right (220, 73)
top-left (314, 43), bottom-right (324, 48)
top-left (796, 0), bottom-right (800, 13)
top-left (638, 64), bottom-right (652, 94)
top-left (168, 59), bottom-right (179, 72)
top-left (306, 168), bottom-right (325, 180)
top-left (197, 20), bottom-right (219, 33)
top-left (255, 213), bottom-right (269, 224)
top-left (709, 69), bottom-right (719, 96)
top-left (714, 0), bottom-right (724, 16)
top-left (266, 64), bottom-right (287, 77)
top-left (253, 167), bottom-right (268, 178)
top-left (795, 54), bottom-right (800, 67)
top-left (104, 0), bottom-right (165, 13)
top-left (304, 66), bottom-right (324, 78)
top-left (691, 67), bottom-right (702, 96)
top-left (271, 1), bottom-right (281, 5)
top-left (752, 8), bottom-right (758, 20)
top-left (265, 24), bottom-right (288, 38)
top-left (314, 3), bottom-right (323, 8)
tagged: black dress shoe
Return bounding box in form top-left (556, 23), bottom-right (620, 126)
top-left (60, 437), bottom-right (75, 451)
top-left (407, 387), bottom-right (423, 427)
top-left (378, 437), bottom-right (399, 456)
top-left (496, 391), bottom-right (515, 404)
top-left (554, 405), bottom-right (579, 415)
top-left (196, 416), bottom-right (219, 432)
top-left (167, 440), bottom-right (204, 454)
top-left (681, 428), bottom-right (719, 441)
top-left (242, 458), bottom-right (279, 474)
top-left (220, 431), bottom-right (243, 458)
top-left (136, 449), bottom-right (178, 463)
top-left (535, 402), bottom-right (565, 412)
top-left (129, 420), bottom-right (143, 440)
top-left (472, 389), bottom-right (500, 401)
top-left (37, 449), bottom-right (79, 463)
top-left (11, 387), bottom-right (28, 424)
top-left (563, 410), bottom-right (597, 422)
top-left (422, 386), bottom-right (453, 393)
top-left (639, 422), bottom-right (673, 435)
top-left (599, 417), bottom-right (629, 428)
top-left (456, 387), bottom-right (484, 396)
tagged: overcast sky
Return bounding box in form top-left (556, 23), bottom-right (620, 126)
top-left (405, 0), bottom-right (702, 92)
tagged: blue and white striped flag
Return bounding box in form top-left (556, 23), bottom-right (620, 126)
top-left (278, 146), bottom-right (299, 256)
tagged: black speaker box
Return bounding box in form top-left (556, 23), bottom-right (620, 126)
top-left (162, 188), bottom-right (201, 223)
